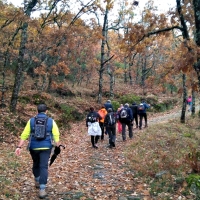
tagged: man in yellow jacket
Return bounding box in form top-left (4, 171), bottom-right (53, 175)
top-left (15, 104), bottom-right (60, 199)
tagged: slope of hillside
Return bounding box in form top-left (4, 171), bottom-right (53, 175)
top-left (0, 104), bottom-right (198, 200)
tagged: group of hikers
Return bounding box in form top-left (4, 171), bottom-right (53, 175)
top-left (14, 100), bottom-right (151, 199)
top-left (86, 100), bottom-right (150, 149)
top-left (13, 95), bottom-right (193, 199)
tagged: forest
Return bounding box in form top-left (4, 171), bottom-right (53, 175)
top-left (0, 0), bottom-right (200, 199)
top-left (0, 0), bottom-right (199, 115)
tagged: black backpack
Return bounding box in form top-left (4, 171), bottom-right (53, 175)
top-left (32, 117), bottom-right (49, 140)
top-left (106, 113), bottom-right (116, 126)
top-left (87, 113), bottom-right (97, 123)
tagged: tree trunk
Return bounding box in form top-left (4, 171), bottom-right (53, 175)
top-left (10, 0), bottom-right (38, 112)
top-left (180, 74), bottom-right (187, 123)
top-left (176, 0), bottom-right (190, 123)
top-left (98, 8), bottom-right (108, 104)
top-left (124, 58), bottom-right (128, 83)
top-left (193, 0), bottom-right (200, 47)
top-left (128, 62), bottom-right (133, 85)
top-left (141, 57), bottom-right (147, 95)
top-left (193, 0), bottom-right (200, 95)
top-left (10, 22), bottom-right (28, 112)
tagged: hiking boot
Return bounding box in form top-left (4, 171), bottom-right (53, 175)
top-left (39, 189), bottom-right (47, 199)
top-left (35, 181), bottom-right (39, 189)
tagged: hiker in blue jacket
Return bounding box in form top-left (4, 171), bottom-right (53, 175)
top-left (138, 100), bottom-right (150, 130)
top-left (119, 103), bottom-right (133, 141)
top-left (104, 100), bottom-right (114, 112)
top-left (15, 104), bottom-right (60, 199)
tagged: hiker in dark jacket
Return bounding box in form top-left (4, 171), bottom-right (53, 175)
top-left (104, 100), bottom-right (114, 112)
top-left (104, 100), bottom-right (114, 135)
top-left (104, 108), bottom-right (116, 148)
top-left (86, 107), bottom-right (102, 148)
top-left (138, 100), bottom-right (150, 130)
top-left (130, 102), bottom-right (138, 128)
top-left (119, 103), bottom-right (133, 141)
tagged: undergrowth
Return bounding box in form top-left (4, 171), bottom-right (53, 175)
top-left (125, 115), bottom-right (200, 199)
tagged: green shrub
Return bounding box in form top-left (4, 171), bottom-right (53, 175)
top-left (119, 94), bottom-right (140, 105)
top-left (153, 103), bottom-right (168, 112)
top-left (18, 96), bottom-right (31, 104)
top-left (111, 101), bottom-right (121, 111)
top-left (152, 99), bottom-right (176, 112)
top-left (186, 174), bottom-right (200, 188)
top-left (56, 103), bottom-right (84, 129)
top-left (186, 174), bottom-right (200, 199)
top-left (32, 93), bottom-right (45, 105)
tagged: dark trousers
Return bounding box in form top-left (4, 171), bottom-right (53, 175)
top-left (30, 149), bottom-right (51, 185)
top-left (133, 114), bottom-right (138, 127)
top-left (139, 113), bottom-right (148, 128)
top-left (121, 121), bottom-right (133, 140)
top-left (91, 135), bottom-right (99, 147)
top-left (99, 122), bottom-right (105, 140)
top-left (107, 125), bottom-right (116, 147)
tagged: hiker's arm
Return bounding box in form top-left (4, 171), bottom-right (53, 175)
top-left (15, 139), bottom-right (26, 156)
top-left (97, 113), bottom-right (102, 120)
top-left (20, 120), bottom-right (31, 140)
top-left (52, 120), bottom-right (60, 146)
top-left (145, 103), bottom-right (150, 109)
top-left (86, 115), bottom-right (89, 127)
top-left (15, 120), bottom-right (31, 156)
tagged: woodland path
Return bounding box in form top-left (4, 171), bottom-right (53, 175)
top-left (1, 107), bottom-right (195, 200)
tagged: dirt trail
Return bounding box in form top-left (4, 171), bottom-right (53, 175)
top-left (149, 106), bottom-right (199, 125)
top-left (3, 108), bottom-right (196, 200)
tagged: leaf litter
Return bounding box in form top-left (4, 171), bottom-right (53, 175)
top-left (0, 108), bottom-right (198, 200)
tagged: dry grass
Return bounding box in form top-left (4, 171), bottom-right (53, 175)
top-left (125, 116), bottom-right (200, 199)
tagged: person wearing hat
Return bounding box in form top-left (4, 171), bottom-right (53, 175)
top-left (104, 100), bottom-right (114, 112)
top-left (15, 103), bottom-right (60, 199)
